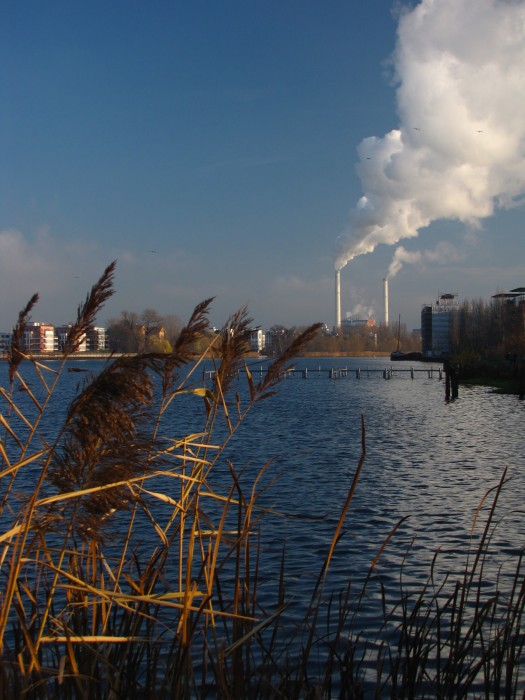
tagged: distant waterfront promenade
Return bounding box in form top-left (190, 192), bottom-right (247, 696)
top-left (1, 350), bottom-right (394, 362)
top-left (0, 352), bottom-right (117, 361)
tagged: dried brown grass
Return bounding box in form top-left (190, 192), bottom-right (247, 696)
top-left (1, 265), bottom-right (523, 698)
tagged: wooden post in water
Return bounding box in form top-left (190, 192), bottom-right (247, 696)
top-left (444, 360), bottom-right (459, 400)
top-left (452, 367), bottom-right (459, 398)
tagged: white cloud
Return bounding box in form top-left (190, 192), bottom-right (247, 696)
top-left (0, 228), bottom-right (118, 328)
top-left (335, 0), bottom-right (525, 270)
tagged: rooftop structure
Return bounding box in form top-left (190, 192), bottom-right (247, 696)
top-left (492, 287), bottom-right (525, 306)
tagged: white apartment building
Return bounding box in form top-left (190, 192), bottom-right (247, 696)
top-left (23, 323), bottom-right (57, 353)
top-left (87, 326), bottom-right (108, 351)
top-left (249, 329), bottom-right (265, 353)
top-left (0, 323), bottom-right (109, 354)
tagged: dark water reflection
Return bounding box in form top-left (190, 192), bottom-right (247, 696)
top-left (4, 356), bottom-right (523, 587)
top-left (2, 357), bottom-right (524, 691)
top-left (229, 358), bottom-right (524, 568)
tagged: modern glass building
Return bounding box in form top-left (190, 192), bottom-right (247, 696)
top-left (421, 293), bottom-right (460, 358)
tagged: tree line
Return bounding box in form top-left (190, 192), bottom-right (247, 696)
top-left (107, 309), bottom-right (422, 356)
top-left (107, 309), bottom-right (185, 353)
top-left (450, 297), bottom-right (525, 374)
top-left (288, 322), bottom-right (419, 355)
top-left (107, 296), bottom-right (525, 361)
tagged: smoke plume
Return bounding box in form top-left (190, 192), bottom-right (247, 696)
top-left (334, 0), bottom-right (525, 271)
top-left (387, 241), bottom-right (462, 279)
top-left (345, 302), bottom-right (374, 321)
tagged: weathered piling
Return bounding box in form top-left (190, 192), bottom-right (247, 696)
top-left (202, 364), bottom-right (445, 383)
top-left (444, 360), bottom-right (459, 400)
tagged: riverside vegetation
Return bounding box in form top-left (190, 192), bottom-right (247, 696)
top-left (448, 297), bottom-right (525, 396)
top-left (1, 262), bottom-right (524, 698)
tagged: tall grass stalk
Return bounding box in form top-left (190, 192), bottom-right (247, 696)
top-left (1, 266), bottom-right (523, 698)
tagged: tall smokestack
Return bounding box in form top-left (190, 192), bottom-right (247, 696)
top-left (384, 277), bottom-right (389, 326)
top-left (335, 269), bottom-right (341, 331)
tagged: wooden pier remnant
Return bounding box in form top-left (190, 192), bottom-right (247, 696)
top-left (444, 360), bottom-right (459, 400)
top-left (201, 363), bottom-right (444, 384)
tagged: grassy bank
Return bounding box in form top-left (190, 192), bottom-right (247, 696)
top-left (449, 352), bottom-right (525, 396)
top-left (461, 375), bottom-right (525, 395)
top-left (1, 264), bottom-right (523, 698)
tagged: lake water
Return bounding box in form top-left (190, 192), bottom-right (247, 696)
top-left (219, 360), bottom-right (524, 607)
top-left (2, 356), bottom-right (524, 693)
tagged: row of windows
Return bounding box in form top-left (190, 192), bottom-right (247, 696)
top-left (0, 327), bottom-right (108, 353)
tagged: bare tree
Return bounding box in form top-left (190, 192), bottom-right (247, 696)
top-left (107, 311), bottom-right (141, 353)
top-left (162, 314), bottom-right (183, 347)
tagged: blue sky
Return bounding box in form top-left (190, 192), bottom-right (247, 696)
top-left (1, 0), bottom-right (524, 333)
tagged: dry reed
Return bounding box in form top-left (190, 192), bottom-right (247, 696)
top-left (0, 265), bottom-right (523, 699)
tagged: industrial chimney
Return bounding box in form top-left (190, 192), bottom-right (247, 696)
top-left (383, 277), bottom-right (389, 326)
top-left (335, 269), bottom-right (341, 331)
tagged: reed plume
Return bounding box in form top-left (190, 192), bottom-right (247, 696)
top-left (161, 297), bottom-right (214, 392)
top-left (47, 355), bottom-right (157, 540)
top-left (6, 293), bottom-right (39, 383)
top-left (63, 260), bottom-right (116, 354)
top-left (1, 266), bottom-right (523, 699)
top-left (214, 305), bottom-right (253, 395)
top-left (256, 323), bottom-right (323, 399)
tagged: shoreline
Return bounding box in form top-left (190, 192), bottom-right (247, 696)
top-left (1, 351), bottom-right (394, 362)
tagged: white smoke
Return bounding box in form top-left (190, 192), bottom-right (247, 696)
top-left (335, 0), bottom-right (525, 271)
top-left (387, 241), bottom-right (462, 278)
top-left (345, 302), bottom-right (374, 320)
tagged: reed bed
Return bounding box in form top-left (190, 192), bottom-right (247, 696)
top-left (1, 263), bottom-right (523, 698)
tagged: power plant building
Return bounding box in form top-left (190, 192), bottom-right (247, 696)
top-left (421, 293), bottom-right (460, 358)
top-left (341, 318), bottom-right (376, 329)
